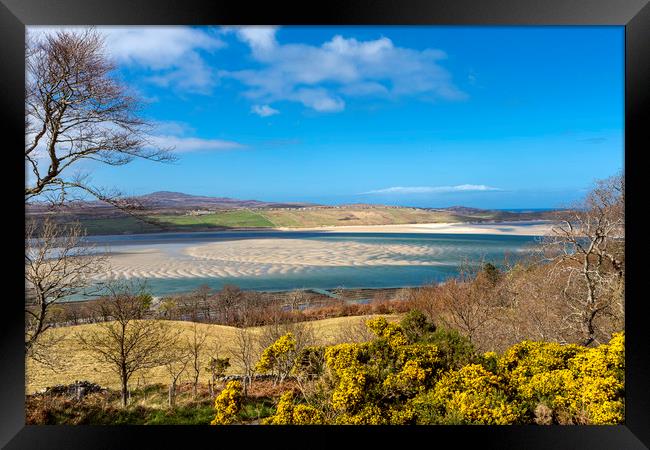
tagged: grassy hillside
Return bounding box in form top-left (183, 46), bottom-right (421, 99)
top-left (67, 206), bottom-right (528, 235)
top-left (156, 210), bottom-right (275, 228)
top-left (45, 205), bottom-right (558, 235)
top-left (26, 314), bottom-right (401, 393)
top-left (258, 207), bottom-right (462, 227)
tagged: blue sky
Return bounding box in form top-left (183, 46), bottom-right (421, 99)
top-left (30, 26), bottom-right (624, 208)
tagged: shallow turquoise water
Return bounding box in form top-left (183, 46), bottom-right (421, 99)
top-left (71, 230), bottom-right (542, 300)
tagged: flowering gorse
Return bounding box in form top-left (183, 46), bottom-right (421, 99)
top-left (253, 317), bottom-right (625, 426)
top-left (211, 381), bottom-right (243, 425)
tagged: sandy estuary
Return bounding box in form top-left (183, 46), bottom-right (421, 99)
top-left (72, 221), bottom-right (553, 297)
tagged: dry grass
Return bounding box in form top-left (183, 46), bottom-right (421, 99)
top-left (260, 207), bottom-right (460, 228)
top-left (26, 314), bottom-right (402, 394)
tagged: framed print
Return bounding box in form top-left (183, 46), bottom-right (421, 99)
top-left (2, 0), bottom-right (649, 448)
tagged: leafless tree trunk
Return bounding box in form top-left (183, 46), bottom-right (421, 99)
top-left (540, 174), bottom-right (624, 346)
top-left (230, 326), bottom-right (257, 397)
top-left (205, 340), bottom-right (229, 398)
top-left (287, 289), bottom-right (307, 311)
top-left (162, 336), bottom-right (192, 408)
top-left (25, 217), bottom-right (106, 365)
top-left (25, 28), bottom-right (174, 215)
top-left (187, 323), bottom-right (208, 398)
top-left (76, 282), bottom-right (172, 407)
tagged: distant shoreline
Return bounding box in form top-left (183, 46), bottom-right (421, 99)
top-left (272, 220), bottom-right (555, 236)
top-left (83, 219), bottom-right (556, 238)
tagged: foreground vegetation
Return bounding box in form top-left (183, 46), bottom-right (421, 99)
top-left (27, 381), bottom-right (278, 425)
top-left (229, 317), bottom-right (624, 425)
top-left (27, 315), bottom-right (624, 425)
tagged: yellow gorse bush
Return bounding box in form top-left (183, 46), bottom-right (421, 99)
top-left (422, 363), bottom-right (524, 424)
top-left (211, 380), bottom-right (243, 425)
top-left (325, 344), bottom-right (369, 412)
top-left (498, 332), bottom-right (625, 424)
top-left (255, 317), bottom-right (625, 426)
top-left (256, 332), bottom-right (297, 376)
top-left (366, 316), bottom-right (409, 347)
top-left (264, 392), bottom-right (325, 425)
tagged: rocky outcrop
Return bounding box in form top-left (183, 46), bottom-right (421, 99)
top-left (35, 380), bottom-right (108, 400)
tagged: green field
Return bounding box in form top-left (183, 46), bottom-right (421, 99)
top-left (156, 210), bottom-right (275, 228)
top-left (61, 206), bottom-right (551, 236)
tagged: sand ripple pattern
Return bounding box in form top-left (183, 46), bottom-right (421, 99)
top-left (96, 238), bottom-right (449, 281)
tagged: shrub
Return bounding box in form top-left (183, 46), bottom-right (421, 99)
top-left (291, 346), bottom-right (325, 379)
top-left (497, 332), bottom-right (625, 424)
top-left (258, 318), bottom-right (625, 426)
top-left (264, 392), bottom-right (324, 425)
top-left (413, 363), bottom-right (524, 424)
top-left (427, 327), bottom-right (476, 370)
top-left (400, 309), bottom-right (436, 343)
top-left (366, 316), bottom-right (408, 347)
top-left (211, 381), bottom-right (243, 425)
top-left (256, 332), bottom-right (298, 383)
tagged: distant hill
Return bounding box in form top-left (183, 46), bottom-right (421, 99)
top-left (133, 191), bottom-right (315, 210)
top-left (27, 191), bottom-right (316, 214)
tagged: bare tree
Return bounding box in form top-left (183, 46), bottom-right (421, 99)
top-left (25, 28), bottom-right (174, 211)
top-left (25, 217), bottom-right (106, 363)
top-left (216, 284), bottom-right (243, 324)
top-left (161, 334), bottom-right (192, 408)
top-left (540, 173), bottom-right (625, 346)
top-left (187, 323), bottom-right (209, 398)
top-left (491, 261), bottom-right (568, 350)
top-left (230, 326), bottom-right (257, 397)
top-left (205, 339), bottom-right (229, 398)
top-left (411, 261), bottom-right (496, 350)
top-left (286, 289), bottom-right (307, 311)
top-left (76, 283), bottom-right (172, 406)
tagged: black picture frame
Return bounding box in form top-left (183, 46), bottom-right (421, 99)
top-left (1, 0), bottom-right (648, 448)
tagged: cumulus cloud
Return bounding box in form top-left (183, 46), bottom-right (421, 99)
top-left (148, 135), bottom-right (244, 153)
top-left (220, 27), bottom-right (467, 113)
top-left (148, 120), bottom-right (244, 153)
top-left (251, 104), bottom-right (280, 117)
top-left (27, 119), bottom-right (244, 158)
top-left (27, 26), bottom-right (225, 93)
top-left (361, 185), bottom-right (502, 195)
top-left (222, 26), bottom-right (278, 56)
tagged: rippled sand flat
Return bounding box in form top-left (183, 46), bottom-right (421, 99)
top-left (95, 238), bottom-right (453, 281)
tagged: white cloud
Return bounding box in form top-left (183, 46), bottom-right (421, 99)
top-left (222, 26), bottom-right (278, 57)
top-left (148, 120), bottom-right (244, 152)
top-left (27, 26), bottom-right (225, 93)
top-left (148, 135), bottom-right (244, 153)
top-left (361, 185), bottom-right (502, 195)
top-left (221, 27), bottom-right (467, 113)
top-left (251, 104), bottom-right (280, 117)
top-left (26, 119), bottom-right (244, 158)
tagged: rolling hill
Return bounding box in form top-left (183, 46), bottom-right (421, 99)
top-left (26, 191), bottom-right (562, 235)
